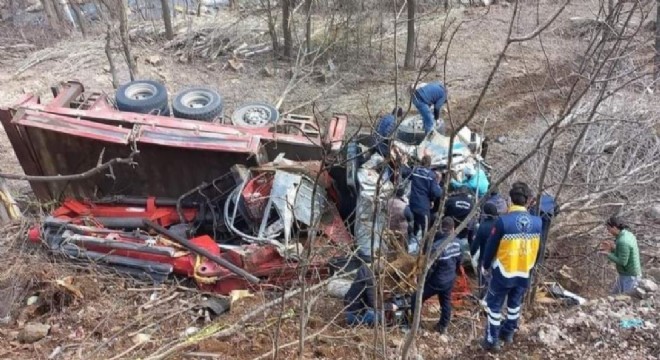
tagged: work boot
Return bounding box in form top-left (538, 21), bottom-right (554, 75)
top-left (434, 324), bottom-right (447, 335)
top-left (480, 339), bottom-right (501, 353)
top-left (500, 332), bottom-right (514, 344)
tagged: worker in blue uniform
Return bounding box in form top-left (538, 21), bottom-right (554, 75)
top-left (410, 82), bottom-right (447, 135)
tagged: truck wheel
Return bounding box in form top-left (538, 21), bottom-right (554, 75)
top-left (396, 115), bottom-right (427, 145)
top-left (115, 80), bottom-right (169, 114)
top-left (231, 102), bottom-right (280, 127)
top-left (172, 87), bottom-right (224, 121)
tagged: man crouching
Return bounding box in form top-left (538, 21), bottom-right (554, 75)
top-left (344, 259), bottom-right (398, 326)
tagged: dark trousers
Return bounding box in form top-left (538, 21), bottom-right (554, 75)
top-left (412, 210), bottom-right (434, 237)
top-left (412, 280), bottom-right (454, 330)
top-left (483, 277), bottom-right (527, 345)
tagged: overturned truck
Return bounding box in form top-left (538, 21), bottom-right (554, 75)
top-left (0, 81), bottom-right (355, 294)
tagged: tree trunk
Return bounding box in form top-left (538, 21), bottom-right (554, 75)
top-left (160, 0), bottom-right (174, 40)
top-left (266, 0), bottom-right (279, 54)
top-left (70, 1), bottom-right (87, 38)
top-left (40, 0), bottom-right (61, 30)
top-left (118, 0), bottom-right (137, 81)
top-left (105, 25), bottom-right (119, 89)
top-left (281, 0), bottom-right (292, 58)
top-left (655, 0), bottom-right (660, 84)
top-left (304, 0), bottom-right (312, 52)
top-left (404, 0), bottom-right (416, 69)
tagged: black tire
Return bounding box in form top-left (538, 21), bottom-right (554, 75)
top-left (231, 102), bottom-right (280, 127)
top-left (172, 87), bottom-right (224, 121)
top-left (115, 80), bottom-right (169, 114)
top-left (396, 114), bottom-right (427, 145)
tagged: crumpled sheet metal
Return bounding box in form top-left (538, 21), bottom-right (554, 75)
top-left (270, 170), bottom-right (328, 246)
top-left (354, 164), bottom-right (394, 257)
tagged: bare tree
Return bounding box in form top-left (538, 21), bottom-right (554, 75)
top-left (655, 0), bottom-right (660, 83)
top-left (40, 0), bottom-right (61, 30)
top-left (305, 0), bottom-right (313, 52)
top-left (264, 0), bottom-right (280, 54)
top-left (404, 0), bottom-right (416, 69)
top-left (160, 0), bottom-right (174, 40)
top-left (282, 0), bottom-right (293, 58)
top-left (118, 0), bottom-right (137, 80)
top-left (105, 25), bottom-right (119, 89)
top-left (70, 0), bottom-right (87, 38)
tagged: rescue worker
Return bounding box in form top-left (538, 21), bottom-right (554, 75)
top-left (451, 165), bottom-right (490, 198)
top-left (444, 187), bottom-right (475, 261)
top-left (344, 260), bottom-right (398, 326)
top-left (400, 155), bottom-right (443, 238)
top-left (482, 189), bottom-right (508, 217)
top-left (411, 217), bottom-right (461, 334)
top-left (470, 203), bottom-right (499, 298)
top-left (373, 107), bottom-right (404, 157)
top-left (410, 82), bottom-right (447, 135)
top-left (600, 216), bottom-right (642, 294)
top-left (480, 182), bottom-right (542, 352)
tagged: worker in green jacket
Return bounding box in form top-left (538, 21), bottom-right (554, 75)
top-left (600, 216), bottom-right (642, 294)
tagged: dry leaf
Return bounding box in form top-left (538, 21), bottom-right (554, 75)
top-left (55, 277), bottom-right (83, 299)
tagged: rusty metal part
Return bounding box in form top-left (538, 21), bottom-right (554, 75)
top-left (143, 219), bottom-right (261, 284)
top-left (59, 244), bottom-right (173, 282)
top-left (48, 81), bottom-right (84, 109)
top-left (62, 231), bottom-right (178, 257)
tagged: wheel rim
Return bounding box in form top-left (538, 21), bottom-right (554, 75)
top-left (124, 83), bottom-right (157, 101)
top-left (180, 91), bottom-right (211, 109)
top-left (242, 106), bottom-right (271, 126)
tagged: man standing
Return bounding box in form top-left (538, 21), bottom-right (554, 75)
top-left (480, 182), bottom-right (542, 352)
top-left (411, 217), bottom-right (461, 334)
top-left (600, 216), bottom-right (642, 294)
top-left (410, 82), bottom-right (447, 135)
top-left (401, 155), bottom-right (443, 238)
top-left (444, 187), bottom-right (475, 261)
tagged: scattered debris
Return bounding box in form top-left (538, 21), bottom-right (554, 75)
top-left (558, 265), bottom-right (582, 292)
top-left (546, 282), bottom-right (587, 305)
top-left (638, 279), bottom-right (658, 293)
top-left (197, 296), bottom-right (231, 316)
top-left (620, 318), bottom-right (644, 329)
top-left (47, 345), bottom-right (62, 359)
top-left (132, 333), bottom-right (151, 345)
top-left (145, 55), bottom-right (163, 66)
top-left (225, 57), bottom-right (244, 72)
top-left (165, 24), bottom-right (269, 61)
top-left (26, 295), bottom-right (39, 306)
top-left (632, 286), bottom-right (648, 299)
top-left (259, 66), bottom-right (275, 78)
top-left (18, 323), bottom-right (51, 343)
top-left (647, 268), bottom-right (660, 282)
top-left (182, 327), bottom-right (200, 337)
top-left (229, 290), bottom-right (254, 305)
top-left (537, 324), bottom-right (563, 347)
top-left (54, 276), bottom-right (83, 299)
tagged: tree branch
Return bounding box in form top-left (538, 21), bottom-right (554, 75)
top-left (0, 151), bottom-right (139, 182)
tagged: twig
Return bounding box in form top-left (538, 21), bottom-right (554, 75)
top-left (107, 342), bottom-right (144, 360)
top-left (0, 150), bottom-right (138, 182)
top-left (143, 274), bottom-right (354, 360)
